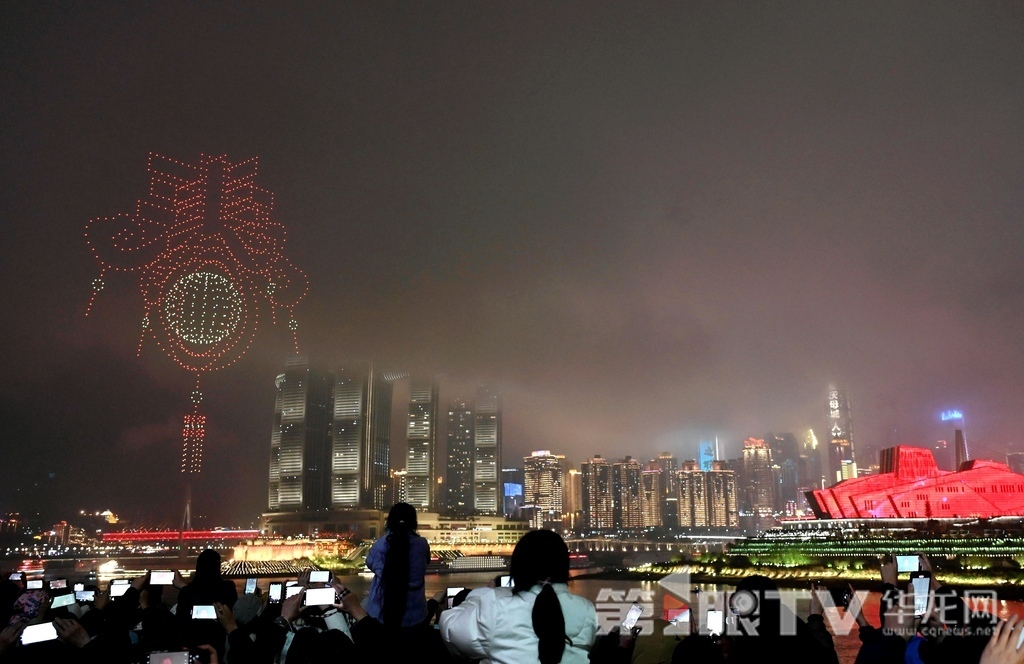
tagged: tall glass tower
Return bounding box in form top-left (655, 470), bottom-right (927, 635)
top-left (268, 355), bottom-right (333, 512)
top-left (826, 383), bottom-right (857, 485)
top-left (445, 398), bottom-right (474, 516)
top-left (268, 357), bottom-right (397, 513)
top-left (405, 377), bottom-right (439, 511)
top-left (473, 386), bottom-right (502, 515)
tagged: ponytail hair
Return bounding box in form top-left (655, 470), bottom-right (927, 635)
top-left (510, 530), bottom-right (571, 664)
top-left (382, 502), bottom-right (417, 627)
top-left (533, 582), bottom-right (568, 664)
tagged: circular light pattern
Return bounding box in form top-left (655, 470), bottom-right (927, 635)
top-left (164, 271), bottom-right (242, 345)
top-left (191, 390), bottom-right (203, 404)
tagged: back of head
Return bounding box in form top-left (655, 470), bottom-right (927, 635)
top-left (732, 575), bottom-right (783, 638)
top-left (193, 548), bottom-right (222, 586)
top-left (386, 502), bottom-right (418, 533)
top-left (511, 530), bottom-right (571, 664)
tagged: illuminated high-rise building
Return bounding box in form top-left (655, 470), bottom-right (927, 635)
top-left (523, 451), bottom-right (564, 528)
top-left (612, 456), bottom-right (643, 529)
top-left (699, 440), bottom-right (716, 472)
top-left (268, 355), bottom-right (334, 512)
top-left (445, 398), bottom-right (474, 516)
top-left (656, 452), bottom-right (679, 528)
top-left (581, 455), bottom-right (613, 531)
top-left (677, 461), bottom-right (708, 527)
top-left (707, 460), bottom-right (739, 527)
top-left (827, 384), bottom-right (857, 484)
top-left (405, 378), bottom-right (439, 511)
top-left (268, 357), bottom-right (400, 513)
top-left (563, 468), bottom-right (584, 532)
top-left (741, 437), bottom-right (776, 531)
top-left (640, 463), bottom-right (663, 528)
top-left (330, 362), bottom-right (399, 510)
top-left (676, 460), bottom-right (739, 528)
top-left (473, 386), bottom-right (502, 516)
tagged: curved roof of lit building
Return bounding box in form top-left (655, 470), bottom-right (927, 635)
top-left (806, 445), bottom-right (1024, 520)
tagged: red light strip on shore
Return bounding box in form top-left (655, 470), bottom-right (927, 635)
top-left (101, 530), bottom-right (259, 542)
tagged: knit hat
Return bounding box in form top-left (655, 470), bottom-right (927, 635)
top-left (232, 593), bottom-right (264, 626)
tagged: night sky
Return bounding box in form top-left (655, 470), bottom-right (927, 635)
top-left (2, 3), bottom-right (1023, 528)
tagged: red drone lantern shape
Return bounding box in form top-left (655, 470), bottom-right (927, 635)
top-left (85, 153), bottom-right (307, 476)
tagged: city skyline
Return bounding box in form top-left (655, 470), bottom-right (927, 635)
top-left (2, 4), bottom-right (1024, 526)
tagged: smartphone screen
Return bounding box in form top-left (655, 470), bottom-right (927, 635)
top-left (75, 590), bottom-right (96, 602)
top-left (498, 575), bottom-right (514, 588)
top-left (73, 583), bottom-right (85, 592)
top-left (244, 577), bottom-right (258, 594)
top-left (911, 573), bottom-right (930, 616)
top-left (26, 579), bottom-right (43, 590)
top-left (20, 622), bottom-right (58, 645)
top-left (621, 602), bottom-right (643, 630)
top-left (446, 586), bottom-right (466, 609)
top-left (49, 578), bottom-right (68, 589)
top-left (150, 570), bottom-right (174, 585)
top-left (149, 652), bottom-right (190, 664)
top-left (285, 585), bottom-right (303, 599)
top-left (110, 583), bottom-right (130, 597)
top-left (309, 570), bottom-right (331, 583)
top-left (303, 587), bottom-right (336, 606)
top-left (269, 582), bottom-right (283, 602)
top-left (192, 604), bottom-right (217, 620)
top-left (706, 609), bottom-right (724, 636)
top-left (8, 573), bottom-right (21, 581)
top-left (669, 608), bottom-right (691, 624)
top-left (51, 592), bottom-right (77, 608)
top-left (896, 555), bottom-right (920, 573)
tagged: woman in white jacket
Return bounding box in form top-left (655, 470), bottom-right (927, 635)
top-left (439, 529), bottom-right (598, 664)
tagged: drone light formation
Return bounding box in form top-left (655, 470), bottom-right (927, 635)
top-left (85, 153), bottom-right (308, 475)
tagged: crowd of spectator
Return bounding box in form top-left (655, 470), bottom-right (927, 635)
top-left (1, 503), bottom-right (1023, 663)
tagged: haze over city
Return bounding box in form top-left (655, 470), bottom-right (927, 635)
top-left (2, 2), bottom-right (1022, 527)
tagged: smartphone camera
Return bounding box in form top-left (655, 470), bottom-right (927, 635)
top-left (268, 582), bottom-right (283, 603)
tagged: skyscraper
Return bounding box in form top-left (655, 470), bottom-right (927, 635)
top-left (640, 462), bottom-right (663, 528)
top-left (563, 468), bottom-right (583, 532)
top-left (741, 437), bottom-right (776, 532)
top-left (698, 440), bottom-right (716, 472)
top-left (827, 384), bottom-right (857, 484)
top-left (523, 451), bottom-right (564, 528)
top-left (331, 362), bottom-right (398, 510)
top-left (405, 378), bottom-right (439, 511)
top-left (473, 386), bottom-right (502, 516)
top-left (656, 452), bottom-right (679, 528)
top-left (268, 356), bottom-right (333, 512)
top-left (268, 357), bottom-right (398, 514)
top-left (677, 460), bottom-right (707, 527)
top-left (581, 455), bottom-right (613, 531)
top-left (676, 459), bottom-right (739, 528)
top-left (445, 398), bottom-right (474, 516)
top-left (612, 456), bottom-right (643, 529)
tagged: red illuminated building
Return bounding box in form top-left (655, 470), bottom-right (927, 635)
top-left (806, 446), bottom-right (1024, 520)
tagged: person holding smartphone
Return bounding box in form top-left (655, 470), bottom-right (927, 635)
top-left (440, 529), bottom-right (598, 664)
top-left (720, 575), bottom-right (838, 664)
top-left (175, 549), bottom-right (238, 660)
